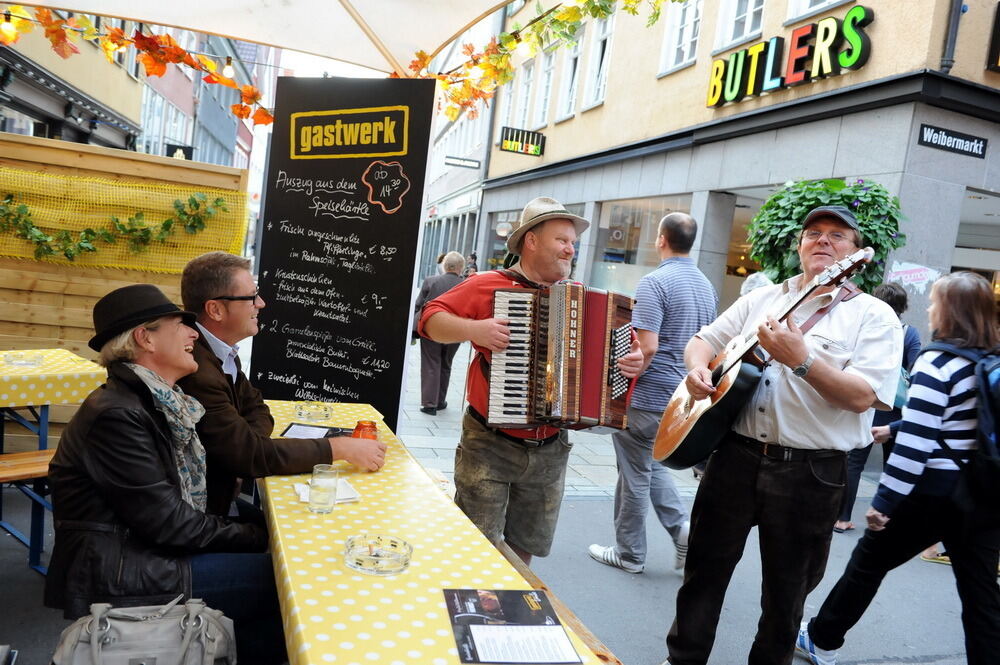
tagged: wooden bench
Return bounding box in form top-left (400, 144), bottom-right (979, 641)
top-left (0, 448), bottom-right (57, 574)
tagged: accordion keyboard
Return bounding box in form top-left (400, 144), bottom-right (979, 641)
top-left (487, 289), bottom-right (537, 426)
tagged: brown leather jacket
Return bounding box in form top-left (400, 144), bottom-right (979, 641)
top-left (177, 335), bottom-right (331, 515)
top-left (45, 362), bottom-right (267, 619)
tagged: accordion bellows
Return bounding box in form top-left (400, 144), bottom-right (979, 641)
top-left (488, 283), bottom-right (635, 430)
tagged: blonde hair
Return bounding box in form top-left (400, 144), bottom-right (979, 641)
top-left (97, 318), bottom-right (164, 367)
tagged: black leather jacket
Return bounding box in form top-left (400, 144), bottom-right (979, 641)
top-left (44, 362), bottom-right (267, 619)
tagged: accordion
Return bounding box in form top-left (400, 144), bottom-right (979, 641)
top-left (487, 282), bottom-right (635, 430)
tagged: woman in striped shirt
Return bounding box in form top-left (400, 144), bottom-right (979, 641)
top-left (796, 271), bottom-right (1000, 665)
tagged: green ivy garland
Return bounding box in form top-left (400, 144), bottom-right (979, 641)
top-left (746, 178), bottom-right (907, 293)
top-left (0, 193), bottom-right (227, 261)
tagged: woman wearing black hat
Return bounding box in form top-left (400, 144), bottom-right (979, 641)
top-left (44, 284), bottom-right (285, 665)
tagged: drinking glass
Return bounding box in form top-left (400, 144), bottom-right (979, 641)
top-left (308, 464), bottom-right (338, 513)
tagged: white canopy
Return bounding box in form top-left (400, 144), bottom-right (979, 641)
top-left (30, 1), bottom-right (512, 74)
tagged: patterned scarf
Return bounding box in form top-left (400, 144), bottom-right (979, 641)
top-left (126, 363), bottom-right (208, 512)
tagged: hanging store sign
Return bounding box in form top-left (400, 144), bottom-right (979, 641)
top-left (706, 5), bottom-right (874, 108)
top-left (500, 126), bottom-right (545, 156)
top-left (918, 124), bottom-right (988, 159)
top-left (988, 2), bottom-right (1000, 72)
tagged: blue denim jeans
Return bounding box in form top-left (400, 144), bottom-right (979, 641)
top-left (190, 552), bottom-right (286, 665)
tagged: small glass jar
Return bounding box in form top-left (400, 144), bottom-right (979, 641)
top-left (352, 420), bottom-right (379, 440)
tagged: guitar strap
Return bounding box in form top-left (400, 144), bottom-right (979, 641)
top-left (798, 281), bottom-right (862, 335)
top-left (751, 281), bottom-right (862, 367)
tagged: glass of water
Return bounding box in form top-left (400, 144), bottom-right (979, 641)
top-left (308, 464), bottom-right (338, 513)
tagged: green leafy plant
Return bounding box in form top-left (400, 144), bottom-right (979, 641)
top-left (1, 192), bottom-right (227, 260)
top-left (746, 178), bottom-right (907, 293)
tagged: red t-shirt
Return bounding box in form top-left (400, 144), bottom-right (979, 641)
top-left (418, 270), bottom-right (560, 440)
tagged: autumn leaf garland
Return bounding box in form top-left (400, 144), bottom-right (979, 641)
top-left (0, 4), bottom-right (273, 126)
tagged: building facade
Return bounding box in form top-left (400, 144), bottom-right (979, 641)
top-left (0, 12), bottom-right (142, 148)
top-left (481, 0), bottom-right (1000, 336)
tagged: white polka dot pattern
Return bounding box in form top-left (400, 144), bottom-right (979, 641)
top-left (0, 349), bottom-right (106, 408)
top-left (263, 401), bottom-right (600, 665)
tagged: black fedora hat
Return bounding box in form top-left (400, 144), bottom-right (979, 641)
top-left (89, 284), bottom-right (197, 352)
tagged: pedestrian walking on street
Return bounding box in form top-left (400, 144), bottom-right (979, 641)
top-left (414, 251), bottom-right (465, 415)
top-left (664, 206), bottom-right (902, 665)
top-left (797, 271), bottom-right (1000, 665)
top-left (588, 212), bottom-right (716, 574)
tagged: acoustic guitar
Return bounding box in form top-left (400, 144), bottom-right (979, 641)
top-left (652, 247), bottom-right (875, 469)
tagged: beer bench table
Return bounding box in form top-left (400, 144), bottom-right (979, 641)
top-left (0, 349), bottom-right (106, 574)
top-left (262, 400), bottom-right (621, 665)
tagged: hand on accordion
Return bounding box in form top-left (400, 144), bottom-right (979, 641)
top-left (616, 338), bottom-right (644, 379)
top-left (470, 317), bottom-right (512, 352)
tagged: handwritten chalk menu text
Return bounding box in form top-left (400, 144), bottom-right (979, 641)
top-left (252, 77), bottom-right (435, 431)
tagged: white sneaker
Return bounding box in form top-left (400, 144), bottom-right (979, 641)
top-left (673, 521), bottom-right (690, 570)
top-left (587, 544), bottom-right (643, 573)
top-left (795, 621), bottom-right (838, 665)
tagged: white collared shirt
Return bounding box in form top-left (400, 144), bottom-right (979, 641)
top-left (196, 323), bottom-right (240, 382)
top-left (695, 275), bottom-right (903, 452)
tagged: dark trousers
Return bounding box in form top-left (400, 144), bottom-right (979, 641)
top-left (666, 435), bottom-right (846, 665)
top-left (809, 494), bottom-right (1000, 665)
top-left (190, 552), bottom-right (286, 665)
top-left (420, 338), bottom-right (459, 408)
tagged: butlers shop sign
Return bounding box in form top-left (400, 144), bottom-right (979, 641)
top-left (706, 5), bottom-right (873, 107)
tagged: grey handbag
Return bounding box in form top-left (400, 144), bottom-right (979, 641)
top-left (51, 595), bottom-right (236, 665)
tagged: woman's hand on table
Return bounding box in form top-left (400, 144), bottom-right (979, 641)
top-left (329, 436), bottom-right (387, 471)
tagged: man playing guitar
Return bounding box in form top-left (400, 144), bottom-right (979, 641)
top-left (663, 206), bottom-right (902, 665)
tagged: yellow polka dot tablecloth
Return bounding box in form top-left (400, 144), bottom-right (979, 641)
top-left (0, 349), bottom-right (106, 409)
top-left (262, 401), bottom-right (602, 665)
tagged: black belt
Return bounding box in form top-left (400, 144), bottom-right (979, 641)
top-left (467, 408), bottom-right (560, 448)
top-left (732, 433), bottom-right (846, 462)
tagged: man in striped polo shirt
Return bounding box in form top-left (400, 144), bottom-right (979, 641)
top-left (589, 212), bottom-right (718, 574)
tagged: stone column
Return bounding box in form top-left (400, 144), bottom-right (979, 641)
top-left (689, 190), bottom-right (736, 297)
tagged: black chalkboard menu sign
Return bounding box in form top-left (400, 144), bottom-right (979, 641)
top-left (251, 77), bottom-right (435, 432)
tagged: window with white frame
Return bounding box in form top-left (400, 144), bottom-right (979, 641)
top-left (533, 51), bottom-right (556, 127)
top-left (786, 0), bottom-right (846, 20)
top-left (583, 16), bottom-right (613, 107)
top-left (515, 60), bottom-right (534, 129)
top-left (496, 81), bottom-right (514, 143)
top-left (716, 0), bottom-right (765, 49)
top-left (660, 0), bottom-right (703, 72)
top-left (557, 25), bottom-right (585, 118)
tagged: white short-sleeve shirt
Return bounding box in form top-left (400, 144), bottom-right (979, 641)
top-left (695, 275), bottom-right (903, 451)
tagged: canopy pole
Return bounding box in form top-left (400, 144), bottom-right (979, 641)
top-left (337, 0), bottom-right (407, 77)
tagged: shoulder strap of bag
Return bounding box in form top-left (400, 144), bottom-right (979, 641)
top-left (921, 341), bottom-right (984, 364)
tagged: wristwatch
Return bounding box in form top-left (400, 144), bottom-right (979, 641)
top-left (792, 351), bottom-right (815, 378)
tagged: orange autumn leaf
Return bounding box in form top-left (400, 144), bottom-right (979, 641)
top-left (203, 72), bottom-right (238, 89)
top-left (138, 51), bottom-right (167, 77)
top-left (251, 107), bottom-right (274, 126)
top-left (231, 103), bottom-right (251, 119)
top-left (408, 50), bottom-right (431, 75)
top-left (240, 85), bottom-right (262, 105)
top-left (35, 7), bottom-right (79, 58)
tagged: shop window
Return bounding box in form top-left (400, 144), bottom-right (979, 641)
top-left (0, 106), bottom-right (47, 137)
top-left (533, 51), bottom-right (556, 128)
top-left (583, 16), bottom-right (613, 108)
top-left (660, 0), bottom-right (703, 73)
top-left (557, 25), bottom-right (585, 120)
top-left (590, 195), bottom-right (692, 297)
top-left (716, 0), bottom-right (765, 50)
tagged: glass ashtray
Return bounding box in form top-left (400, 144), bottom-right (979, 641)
top-left (295, 402), bottom-right (332, 422)
top-left (3, 352), bottom-right (43, 367)
top-left (344, 534), bottom-right (412, 576)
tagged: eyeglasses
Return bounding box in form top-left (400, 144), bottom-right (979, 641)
top-left (802, 230), bottom-right (853, 244)
top-left (211, 289), bottom-right (260, 302)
